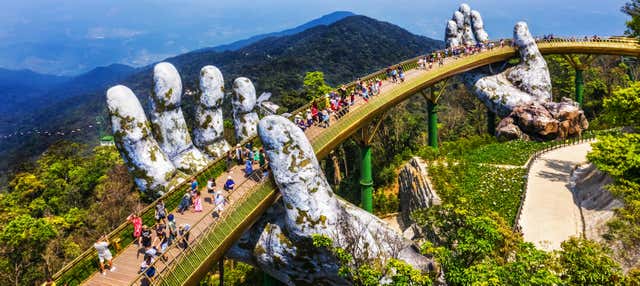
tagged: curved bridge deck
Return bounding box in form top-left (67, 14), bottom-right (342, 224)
top-left (53, 38), bottom-right (640, 286)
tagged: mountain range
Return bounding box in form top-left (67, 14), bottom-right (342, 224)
top-left (0, 13), bottom-right (443, 184)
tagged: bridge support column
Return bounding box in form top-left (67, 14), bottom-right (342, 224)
top-left (359, 144), bottom-right (373, 213)
top-left (427, 100), bottom-right (438, 149)
top-left (263, 273), bottom-right (279, 286)
top-left (575, 68), bottom-right (585, 107)
top-left (487, 109), bottom-right (496, 136)
top-left (218, 259), bottom-right (224, 286)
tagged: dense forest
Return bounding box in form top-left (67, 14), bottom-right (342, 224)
top-left (3, 3), bottom-right (640, 285)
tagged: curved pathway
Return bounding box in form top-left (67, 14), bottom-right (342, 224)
top-left (519, 142), bottom-right (593, 251)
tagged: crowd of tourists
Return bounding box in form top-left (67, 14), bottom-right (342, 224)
top-left (93, 141), bottom-right (271, 282)
top-left (293, 76), bottom-right (387, 132)
top-left (290, 40), bottom-right (508, 134)
top-left (538, 34), bottom-right (602, 42)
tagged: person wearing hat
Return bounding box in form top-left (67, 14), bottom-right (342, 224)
top-left (224, 176), bottom-right (235, 192)
top-left (177, 189), bottom-right (191, 214)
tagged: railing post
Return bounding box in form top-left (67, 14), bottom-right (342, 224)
top-left (427, 100), bottom-right (438, 149)
top-left (360, 144), bottom-right (374, 213)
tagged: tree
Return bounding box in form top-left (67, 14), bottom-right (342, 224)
top-left (601, 82), bottom-right (640, 127)
top-left (414, 202), bottom-right (559, 285)
top-left (623, 0), bottom-right (640, 37)
top-left (302, 71), bottom-right (332, 101)
top-left (557, 238), bottom-right (624, 285)
top-left (0, 215), bottom-right (57, 285)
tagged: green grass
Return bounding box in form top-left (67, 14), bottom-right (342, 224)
top-left (427, 160), bottom-right (526, 226)
top-left (456, 140), bottom-right (555, 166)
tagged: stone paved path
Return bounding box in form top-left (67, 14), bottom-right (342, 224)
top-left (519, 142), bottom-right (593, 251)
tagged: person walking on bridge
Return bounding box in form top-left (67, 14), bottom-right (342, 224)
top-left (94, 235), bottom-right (115, 275)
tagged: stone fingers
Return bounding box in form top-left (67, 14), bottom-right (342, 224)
top-left (232, 77), bottom-right (259, 142)
top-left (151, 62), bottom-right (210, 173)
top-left (445, 3), bottom-right (490, 48)
top-left (470, 10), bottom-right (488, 42)
top-left (193, 65), bottom-right (231, 159)
top-left (106, 85), bottom-right (186, 193)
top-left (257, 115), bottom-right (338, 238)
top-left (508, 22), bottom-right (552, 102)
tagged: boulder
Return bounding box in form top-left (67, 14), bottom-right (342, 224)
top-left (232, 77), bottom-right (259, 142)
top-left (398, 157), bottom-right (441, 227)
top-left (496, 99), bottom-right (589, 141)
top-left (150, 62), bottom-right (210, 173)
top-left (227, 116), bottom-right (434, 285)
top-left (106, 85), bottom-right (186, 193)
top-left (193, 65), bottom-right (231, 159)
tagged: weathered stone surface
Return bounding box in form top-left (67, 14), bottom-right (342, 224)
top-left (150, 62), bottom-right (210, 173)
top-left (496, 117), bottom-right (528, 141)
top-left (193, 65), bottom-right (230, 159)
top-left (465, 22), bottom-right (552, 117)
top-left (445, 3), bottom-right (488, 48)
top-left (572, 164), bottom-right (621, 242)
top-left (398, 157), bottom-right (441, 227)
top-left (227, 116), bottom-right (433, 285)
top-left (106, 85), bottom-right (186, 192)
top-left (496, 98), bottom-right (589, 141)
top-left (232, 77), bottom-right (259, 141)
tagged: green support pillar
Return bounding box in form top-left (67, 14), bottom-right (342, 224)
top-left (219, 260), bottom-right (225, 286)
top-left (487, 109), bottom-right (496, 136)
top-left (263, 273), bottom-right (278, 286)
top-left (360, 144), bottom-right (373, 213)
top-left (427, 100), bottom-right (438, 149)
top-left (575, 68), bottom-right (585, 107)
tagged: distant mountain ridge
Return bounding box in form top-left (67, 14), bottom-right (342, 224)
top-left (203, 11), bottom-right (356, 52)
top-left (0, 13), bottom-right (443, 182)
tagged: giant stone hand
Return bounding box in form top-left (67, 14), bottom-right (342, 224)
top-left (447, 4), bottom-right (588, 140)
top-left (226, 116), bottom-right (433, 285)
top-left (107, 62), bottom-right (258, 193)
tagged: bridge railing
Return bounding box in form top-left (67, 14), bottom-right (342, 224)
top-left (129, 175), bottom-right (276, 286)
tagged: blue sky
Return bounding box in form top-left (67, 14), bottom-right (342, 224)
top-left (0, 0), bottom-right (629, 75)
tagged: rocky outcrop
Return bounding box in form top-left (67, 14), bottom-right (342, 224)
top-left (496, 99), bottom-right (589, 141)
top-left (232, 77), bottom-right (260, 142)
top-left (106, 85), bottom-right (187, 193)
top-left (193, 65), bottom-right (231, 159)
top-left (227, 116), bottom-right (434, 285)
top-left (572, 163), bottom-right (622, 242)
top-left (398, 157), bottom-right (441, 228)
top-left (446, 5), bottom-right (589, 141)
top-left (150, 62), bottom-right (210, 173)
